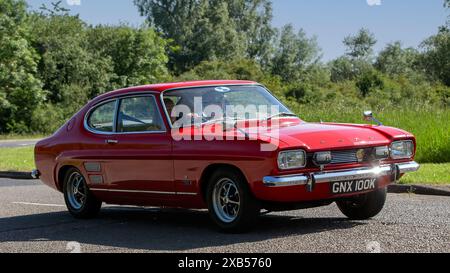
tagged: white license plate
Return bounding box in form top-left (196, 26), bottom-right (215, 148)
top-left (330, 178), bottom-right (377, 195)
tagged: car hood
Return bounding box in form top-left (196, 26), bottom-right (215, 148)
top-left (251, 119), bottom-right (413, 151)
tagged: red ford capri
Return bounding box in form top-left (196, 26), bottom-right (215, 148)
top-left (33, 80), bottom-right (420, 232)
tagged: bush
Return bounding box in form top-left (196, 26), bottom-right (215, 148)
top-left (30, 104), bottom-right (65, 134)
top-left (177, 59), bottom-right (265, 81)
top-left (356, 69), bottom-right (384, 97)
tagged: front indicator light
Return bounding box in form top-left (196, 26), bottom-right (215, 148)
top-left (375, 146), bottom-right (389, 159)
top-left (313, 151), bottom-right (332, 165)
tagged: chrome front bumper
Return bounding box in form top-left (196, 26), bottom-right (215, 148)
top-left (263, 161), bottom-right (420, 188)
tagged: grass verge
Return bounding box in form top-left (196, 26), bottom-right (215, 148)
top-left (0, 134), bottom-right (45, 141)
top-left (0, 147), bottom-right (35, 172)
top-left (400, 163), bottom-right (450, 185)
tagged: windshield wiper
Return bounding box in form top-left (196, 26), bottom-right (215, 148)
top-left (202, 117), bottom-right (241, 126)
top-left (265, 112), bottom-right (298, 121)
top-left (202, 117), bottom-right (249, 138)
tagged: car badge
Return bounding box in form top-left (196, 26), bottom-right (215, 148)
top-left (356, 149), bottom-right (365, 162)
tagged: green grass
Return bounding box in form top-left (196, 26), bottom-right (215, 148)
top-left (0, 147), bottom-right (35, 172)
top-left (400, 163), bottom-right (450, 185)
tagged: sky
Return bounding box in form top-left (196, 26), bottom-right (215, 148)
top-left (26, 0), bottom-right (448, 61)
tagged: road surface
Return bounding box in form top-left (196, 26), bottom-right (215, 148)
top-left (0, 178), bottom-right (449, 253)
top-left (0, 139), bottom-right (40, 148)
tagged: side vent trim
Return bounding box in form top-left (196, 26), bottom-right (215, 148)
top-left (84, 162), bottom-right (101, 172)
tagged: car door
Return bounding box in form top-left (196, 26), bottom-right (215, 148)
top-left (86, 94), bottom-right (174, 199)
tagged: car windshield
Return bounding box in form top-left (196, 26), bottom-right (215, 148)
top-left (162, 85), bottom-right (295, 127)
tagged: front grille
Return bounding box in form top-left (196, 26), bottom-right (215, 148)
top-left (330, 150), bottom-right (359, 164)
top-left (308, 148), bottom-right (378, 167)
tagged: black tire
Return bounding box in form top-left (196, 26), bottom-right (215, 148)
top-left (206, 168), bottom-right (260, 233)
top-left (63, 167), bottom-right (102, 219)
top-left (336, 188), bottom-right (387, 220)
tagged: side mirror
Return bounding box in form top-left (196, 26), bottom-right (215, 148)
top-left (363, 111), bottom-right (373, 121)
top-left (363, 110), bottom-right (383, 126)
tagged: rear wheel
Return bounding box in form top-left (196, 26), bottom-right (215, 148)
top-left (206, 168), bottom-right (260, 233)
top-left (336, 188), bottom-right (387, 220)
top-left (63, 168), bottom-right (102, 219)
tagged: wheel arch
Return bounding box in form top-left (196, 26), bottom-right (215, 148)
top-left (56, 165), bottom-right (76, 191)
top-left (199, 163), bottom-right (250, 202)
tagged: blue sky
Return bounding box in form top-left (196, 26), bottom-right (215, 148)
top-left (26, 0), bottom-right (447, 61)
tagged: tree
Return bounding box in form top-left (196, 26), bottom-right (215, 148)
top-left (329, 57), bottom-right (373, 82)
top-left (419, 29), bottom-right (450, 86)
top-left (271, 24), bottom-right (321, 82)
top-left (0, 0), bottom-right (44, 133)
top-left (30, 13), bottom-right (113, 105)
top-left (134, 0), bottom-right (275, 72)
top-left (329, 57), bottom-right (355, 82)
top-left (446, 0), bottom-right (450, 29)
top-left (343, 28), bottom-right (377, 61)
top-left (224, 0), bottom-right (276, 66)
top-left (38, 0), bottom-right (69, 16)
top-left (177, 58), bottom-right (265, 81)
top-left (87, 25), bottom-right (169, 89)
top-left (185, 0), bottom-right (245, 68)
top-left (375, 41), bottom-right (419, 76)
top-left (355, 69), bottom-right (384, 97)
top-left (329, 28), bottom-right (377, 82)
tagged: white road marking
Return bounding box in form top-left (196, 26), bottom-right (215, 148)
top-left (12, 202), bottom-right (65, 207)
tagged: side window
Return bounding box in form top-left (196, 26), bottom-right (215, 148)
top-left (87, 100), bottom-right (116, 133)
top-left (117, 96), bottom-right (165, 133)
top-left (163, 95), bottom-right (182, 124)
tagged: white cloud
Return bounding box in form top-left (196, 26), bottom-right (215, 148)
top-left (66, 0), bottom-right (81, 6)
top-left (367, 0), bottom-right (382, 6)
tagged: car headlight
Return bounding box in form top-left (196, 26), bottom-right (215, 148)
top-left (278, 150), bottom-right (306, 170)
top-left (390, 141), bottom-right (414, 159)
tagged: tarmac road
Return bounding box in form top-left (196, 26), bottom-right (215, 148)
top-left (0, 178), bottom-right (449, 253)
top-left (0, 139), bottom-right (40, 148)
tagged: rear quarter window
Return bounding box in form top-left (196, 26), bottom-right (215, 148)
top-left (87, 100), bottom-right (116, 133)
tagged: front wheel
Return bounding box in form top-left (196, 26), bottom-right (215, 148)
top-left (336, 188), bottom-right (387, 220)
top-left (206, 168), bottom-right (260, 233)
top-left (63, 167), bottom-right (102, 219)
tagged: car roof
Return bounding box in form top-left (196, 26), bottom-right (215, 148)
top-left (92, 80), bottom-right (258, 103)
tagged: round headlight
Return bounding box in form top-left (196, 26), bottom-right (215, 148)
top-left (278, 150), bottom-right (307, 170)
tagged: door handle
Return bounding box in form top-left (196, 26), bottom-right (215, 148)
top-left (105, 139), bottom-right (119, 144)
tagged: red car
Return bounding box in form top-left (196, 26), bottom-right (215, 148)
top-left (34, 80), bottom-right (420, 232)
